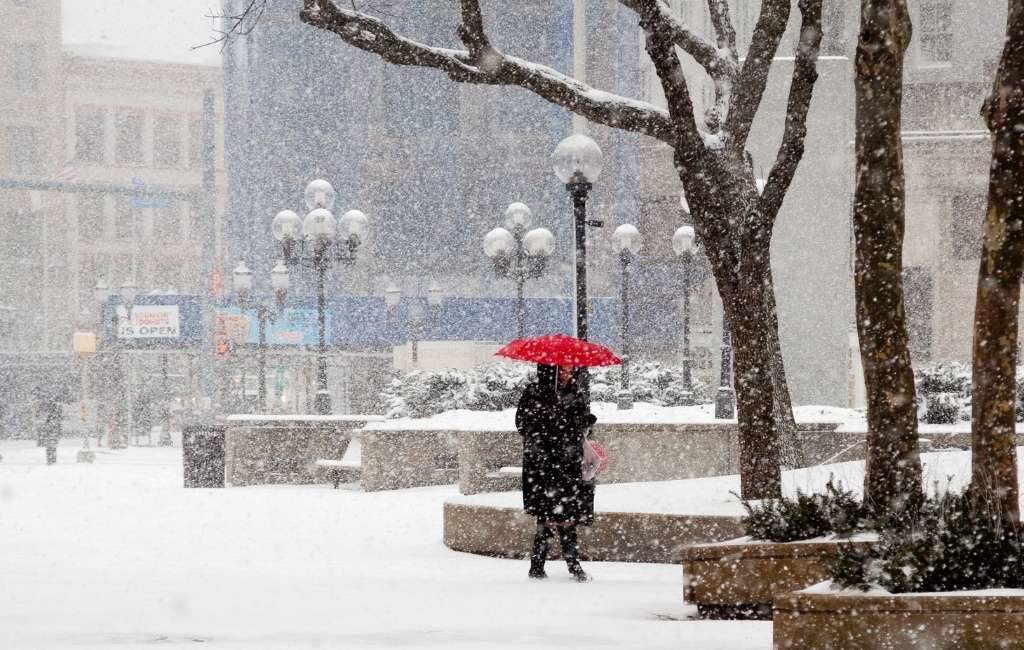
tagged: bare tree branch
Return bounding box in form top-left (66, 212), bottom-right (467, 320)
top-left (299, 0), bottom-right (676, 143)
top-left (457, 0), bottom-right (491, 61)
top-left (758, 0), bottom-right (824, 224)
top-left (707, 0), bottom-right (737, 52)
top-left (725, 0), bottom-right (792, 153)
top-left (633, 0), bottom-right (702, 150)
top-left (617, 0), bottom-right (737, 80)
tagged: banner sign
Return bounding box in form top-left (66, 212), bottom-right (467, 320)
top-left (217, 307), bottom-right (329, 347)
top-left (117, 305), bottom-right (181, 339)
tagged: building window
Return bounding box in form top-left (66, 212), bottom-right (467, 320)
top-left (78, 193), bottom-right (106, 241)
top-left (10, 43), bottom-right (39, 92)
top-left (5, 126), bottom-right (38, 175)
top-left (153, 115), bottom-right (182, 168)
top-left (903, 266), bottom-right (934, 363)
top-left (115, 110), bottom-right (143, 165)
top-left (114, 196), bottom-right (137, 240)
top-left (75, 107), bottom-right (105, 164)
top-left (948, 194), bottom-right (985, 260)
top-left (919, 0), bottom-right (953, 64)
top-left (153, 204), bottom-right (180, 240)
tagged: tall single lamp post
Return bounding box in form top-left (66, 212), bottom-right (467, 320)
top-left (672, 225), bottom-right (697, 406)
top-left (552, 134), bottom-right (603, 343)
top-left (611, 224), bottom-right (641, 410)
top-left (272, 179), bottom-right (367, 415)
top-left (483, 203), bottom-right (555, 338)
top-left (233, 260), bottom-right (289, 414)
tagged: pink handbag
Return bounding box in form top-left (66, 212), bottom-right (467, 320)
top-left (582, 440), bottom-right (609, 481)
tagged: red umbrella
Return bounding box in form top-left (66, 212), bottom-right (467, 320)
top-left (495, 333), bottom-right (622, 367)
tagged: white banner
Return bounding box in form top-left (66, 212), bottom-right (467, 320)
top-left (118, 305), bottom-right (181, 339)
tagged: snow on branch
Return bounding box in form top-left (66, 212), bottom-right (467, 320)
top-left (726, 0), bottom-right (792, 153)
top-left (617, 0), bottom-right (736, 80)
top-left (758, 0), bottom-right (824, 226)
top-left (300, 0), bottom-right (676, 144)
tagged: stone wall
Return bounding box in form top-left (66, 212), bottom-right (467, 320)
top-left (224, 416), bottom-right (379, 487)
top-left (454, 422), bottom-right (853, 495)
top-left (360, 429), bottom-right (459, 491)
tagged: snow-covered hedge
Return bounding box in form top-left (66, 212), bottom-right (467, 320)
top-left (378, 361), bottom-right (711, 419)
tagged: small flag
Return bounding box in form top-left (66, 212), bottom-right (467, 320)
top-left (50, 161), bottom-right (79, 184)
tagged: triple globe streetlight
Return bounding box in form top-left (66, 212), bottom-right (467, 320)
top-left (271, 179), bottom-right (368, 415)
top-left (483, 203), bottom-right (555, 338)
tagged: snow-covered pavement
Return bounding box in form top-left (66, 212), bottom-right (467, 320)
top-left (0, 439), bottom-right (770, 649)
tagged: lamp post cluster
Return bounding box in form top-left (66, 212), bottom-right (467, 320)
top-left (384, 281), bottom-right (443, 368)
top-left (271, 178), bottom-right (368, 415)
top-left (232, 259), bottom-right (290, 414)
top-left (483, 203), bottom-right (555, 338)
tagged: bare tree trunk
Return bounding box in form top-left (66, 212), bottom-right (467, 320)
top-left (854, 0), bottom-right (922, 512)
top-left (971, 0), bottom-right (1024, 527)
top-left (765, 265), bottom-right (803, 468)
top-left (716, 225), bottom-right (785, 499)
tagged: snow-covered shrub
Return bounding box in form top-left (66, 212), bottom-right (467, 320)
top-left (741, 477), bottom-right (865, 542)
top-left (379, 360), bottom-right (711, 419)
top-left (825, 490), bottom-right (1024, 593)
top-left (914, 361), bottom-right (971, 424)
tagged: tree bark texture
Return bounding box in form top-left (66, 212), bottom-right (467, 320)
top-left (299, 0), bottom-right (825, 500)
top-left (972, 0), bottom-right (1024, 527)
top-left (853, 0), bottom-right (922, 511)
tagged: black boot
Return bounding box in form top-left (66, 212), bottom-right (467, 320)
top-left (558, 524), bottom-right (591, 582)
top-left (529, 521), bottom-right (553, 579)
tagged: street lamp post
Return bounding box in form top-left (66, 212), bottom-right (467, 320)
top-left (95, 278), bottom-right (137, 448)
top-left (385, 281), bottom-right (443, 368)
top-left (482, 203), bottom-right (555, 338)
top-left (553, 134), bottom-right (603, 402)
top-left (272, 179), bottom-right (367, 415)
top-left (715, 316), bottom-right (736, 419)
top-left (611, 224), bottom-right (641, 410)
top-left (233, 260), bottom-right (290, 414)
top-left (552, 134), bottom-right (603, 343)
top-left (672, 225), bottom-right (697, 406)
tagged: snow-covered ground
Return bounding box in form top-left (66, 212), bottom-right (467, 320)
top-left (4, 435), bottom-right (1021, 649)
top-left (0, 438), bottom-right (770, 650)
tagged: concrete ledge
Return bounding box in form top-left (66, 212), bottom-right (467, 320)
top-left (443, 500), bottom-right (744, 564)
top-left (774, 589), bottom-right (1024, 649)
top-left (681, 538), bottom-right (876, 619)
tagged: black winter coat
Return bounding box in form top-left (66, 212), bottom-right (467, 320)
top-left (515, 366), bottom-right (596, 525)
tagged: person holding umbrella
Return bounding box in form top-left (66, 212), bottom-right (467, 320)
top-left (499, 334), bottom-right (620, 582)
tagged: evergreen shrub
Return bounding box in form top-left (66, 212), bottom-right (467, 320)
top-left (740, 477), bottom-right (866, 542)
top-left (825, 489), bottom-right (1024, 593)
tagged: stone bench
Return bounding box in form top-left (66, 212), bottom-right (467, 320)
top-left (313, 458), bottom-right (361, 488)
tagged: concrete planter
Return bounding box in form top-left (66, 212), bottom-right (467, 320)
top-left (681, 537), bottom-right (876, 619)
top-left (774, 589), bottom-right (1024, 649)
